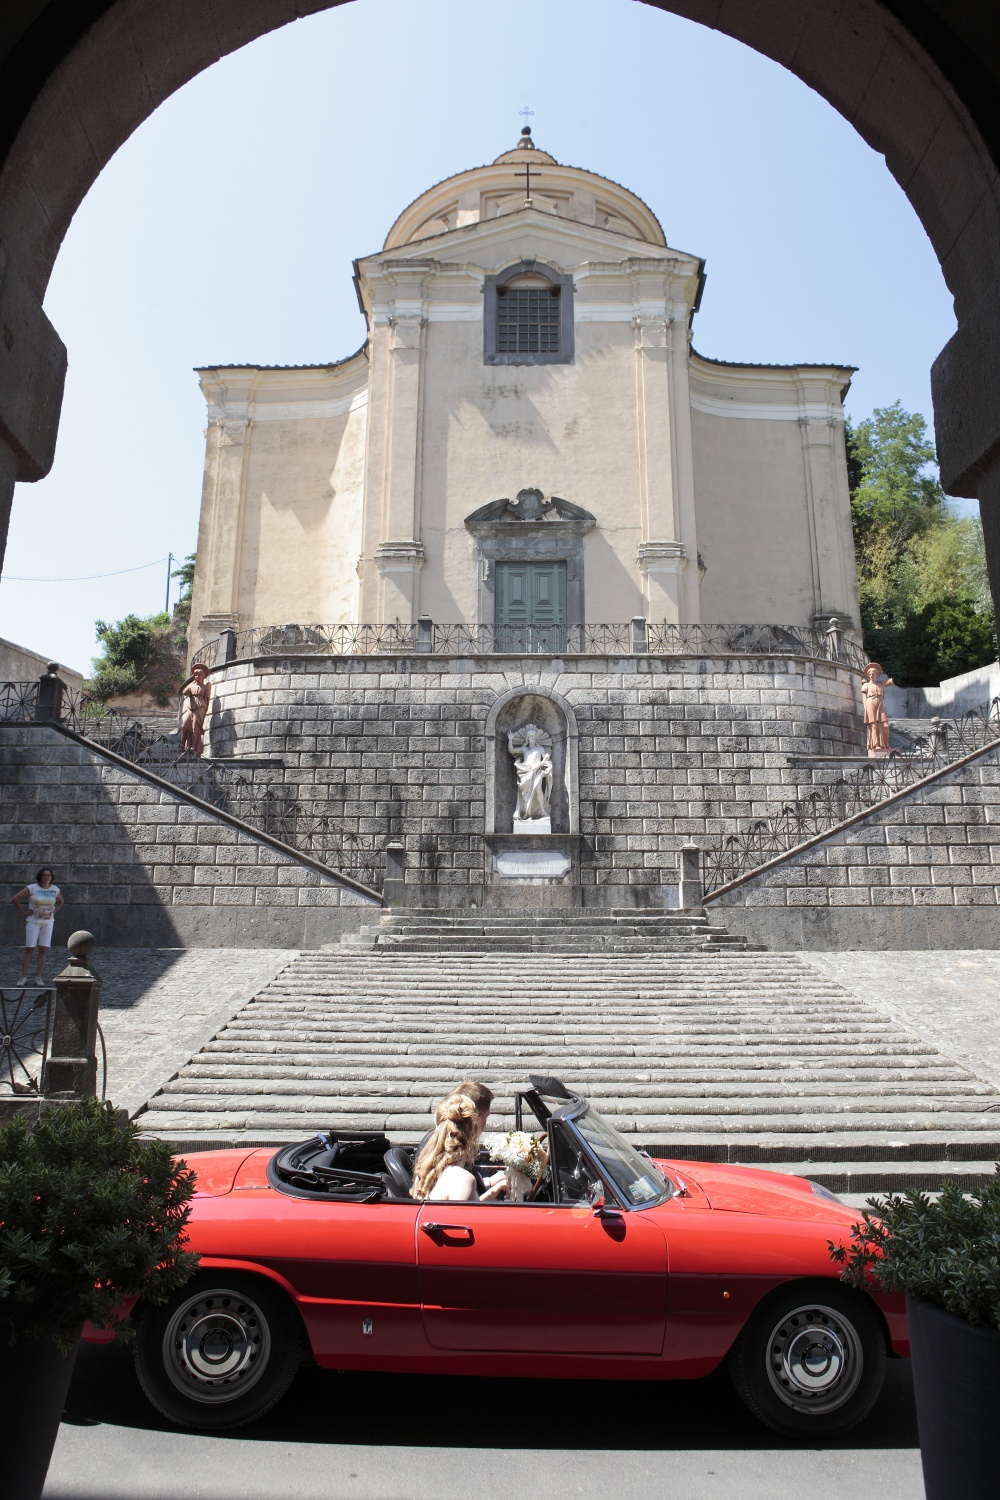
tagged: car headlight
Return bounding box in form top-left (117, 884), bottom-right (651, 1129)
top-left (809, 1180), bottom-right (842, 1203)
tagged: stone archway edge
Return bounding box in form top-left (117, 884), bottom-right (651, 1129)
top-left (704, 733), bottom-right (1000, 902)
top-left (46, 720), bottom-right (383, 902)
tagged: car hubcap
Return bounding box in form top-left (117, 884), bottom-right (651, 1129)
top-left (764, 1304), bottom-right (863, 1414)
top-left (163, 1289), bottom-right (271, 1404)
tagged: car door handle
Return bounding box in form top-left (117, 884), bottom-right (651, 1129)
top-left (421, 1222), bottom-right (475, 1242)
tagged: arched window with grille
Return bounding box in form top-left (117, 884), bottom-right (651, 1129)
top-left (483, 260), bottom-right (574, 366)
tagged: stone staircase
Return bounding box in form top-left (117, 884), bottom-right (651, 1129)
top-left (340, 906), bottom-right (757, 954)
top-left (137, 949), bottom-right (1000, 1193)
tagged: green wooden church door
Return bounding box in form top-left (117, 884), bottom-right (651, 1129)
top-left (495, 561), bottom-right (567, 651)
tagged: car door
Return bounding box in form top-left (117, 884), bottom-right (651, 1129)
top-left (415, 1126), bottom-right (667, 1356)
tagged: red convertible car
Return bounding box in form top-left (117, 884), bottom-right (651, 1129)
top-left (92, 1077), bottom-right (908, 1435)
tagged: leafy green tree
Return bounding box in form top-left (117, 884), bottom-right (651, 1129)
top-left (89, 613), bottom-right (164, 699)
top-left (847, 402), bottom-right (996, 685)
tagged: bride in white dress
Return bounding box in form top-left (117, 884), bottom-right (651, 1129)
top-left (411, 1093), bottom-right (506, 1202)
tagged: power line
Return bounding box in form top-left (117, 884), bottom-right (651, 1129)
top-left (2, 555), bottom-right (170, 583)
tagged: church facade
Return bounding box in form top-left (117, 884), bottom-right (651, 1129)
top-left (185, 134), bottom-right (867, 912)
top-left (190, 132), bottom-right (859, 656)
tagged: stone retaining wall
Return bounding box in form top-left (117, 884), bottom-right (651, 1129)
top-left (710, 743), bottom-right (1000, 948)
top-left (203, 652), bottom-right (863, 904)
top-left (0, 725), bottom-right (379, 947)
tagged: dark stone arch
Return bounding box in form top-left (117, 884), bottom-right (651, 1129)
top-left (1, 1), bottom-right (999, 585)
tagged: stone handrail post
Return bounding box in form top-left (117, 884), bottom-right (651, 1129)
top-left (630, 616), bottom-right (648, 653)
top-left (383, 840), bottom-right (407, 906)
top-left (825, 617), bottom-right (843, 663)
top-left (43, 931), bottom-right (102, 1098)
top-left (34, 662), bottom-right (65, 722)
top-left (416, 615), bottom-right (434, 653)
top-left (220, 628), bottom-right (237, 664)
top-left (678, 842), bottom-right (704, 910)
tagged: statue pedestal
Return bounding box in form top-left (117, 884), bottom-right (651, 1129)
top-left (484, 833), bottom-right (583, 907)
top-left (512, 816), bottom-right (551, 835)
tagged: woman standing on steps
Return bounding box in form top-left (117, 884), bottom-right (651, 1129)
top-left (12, 867), bottom-right (64, 983)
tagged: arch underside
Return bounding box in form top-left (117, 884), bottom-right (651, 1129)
top-left (0, 1), bottom-right (998, 569)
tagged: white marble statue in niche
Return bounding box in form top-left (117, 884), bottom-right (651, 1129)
top-left (507, 723), bottom-right (554, 833)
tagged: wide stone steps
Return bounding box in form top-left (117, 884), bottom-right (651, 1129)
top-left (341, 905), bottom-right (758, 953)
top-left (137, 950), bottom-right (1000, 1190)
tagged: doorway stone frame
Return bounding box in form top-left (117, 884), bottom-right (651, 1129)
top-left (465, 509), bottom-right (595, 629)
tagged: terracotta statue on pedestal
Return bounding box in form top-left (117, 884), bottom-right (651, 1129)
top-left (862, 662), bottom-right (894, 755)
top-left (179, 662), bottom-right (211, 756)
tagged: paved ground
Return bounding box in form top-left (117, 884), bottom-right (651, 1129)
top-left (44, 1340), bottom-right (925, 1500)
top-left (1, 946), bottom-right (295, 1117)
top-left (800, 950), bottom-right (1000, 1094)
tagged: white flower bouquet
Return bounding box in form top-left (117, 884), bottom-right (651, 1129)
top-left (483, 1131), bottom-right (547, 1183)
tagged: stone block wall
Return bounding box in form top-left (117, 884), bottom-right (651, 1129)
top-left (0, 725), bottom-right (379, 947)
top-left (710, 743), bottom-right (1000, 948)
top-left (203, 651), bottom-right (863, 904)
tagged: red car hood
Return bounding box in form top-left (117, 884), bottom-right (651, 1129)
top-left (665, 1159), bottom-right (862, 1228)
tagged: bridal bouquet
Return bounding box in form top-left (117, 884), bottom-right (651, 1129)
top-left (483, 1131), bottom-right (547, 1183)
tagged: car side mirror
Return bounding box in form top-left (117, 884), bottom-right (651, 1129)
top-left (589, 1178), bottom-right (606, 1211)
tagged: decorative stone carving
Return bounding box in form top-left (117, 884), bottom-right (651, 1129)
top-left (466, 488), bottom-right (595, 529)
top-left (507, 722), bottom-right (554, 832)
top-left (862, 662), bottom-right (894, 755)
top-left (374, 540), bottom-right (426, 573)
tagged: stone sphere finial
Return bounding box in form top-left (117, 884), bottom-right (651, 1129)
top-left (67, 930), bottom-right (96, 960)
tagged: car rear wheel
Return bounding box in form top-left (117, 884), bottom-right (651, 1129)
top-left (134, 1273), bottom-right (303, 1429)
top-left (728, 1280), bottom-right (886, 1436)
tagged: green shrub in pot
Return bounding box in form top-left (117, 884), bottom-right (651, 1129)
top-left (0, 1097), bottom-right (198, 1352)
top-left (829, 1172), bottom-right (1000, 1327)
top-left (1, 1099), bottom-right (199, 1499)
top-left (830, 1170), bottom-right (1000, 1500)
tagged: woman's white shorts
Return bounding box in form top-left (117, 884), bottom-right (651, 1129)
top-left (25, 917), bottom-right (54, 948)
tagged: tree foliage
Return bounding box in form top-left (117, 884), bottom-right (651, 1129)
top-left (0, 1099), bottom-right (198, 1351)
top-left (830, 1170), bottom-right (1000, 1330)
top-left (847, 402), bottom-right (996, 685)
top-left (88, 553), bottom-right (196, 705)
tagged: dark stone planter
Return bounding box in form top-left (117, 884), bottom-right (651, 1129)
top-left (907, 1294), bottom-right (1000, 1500)
top-left (0, 1331), bottom-right (79, 1500)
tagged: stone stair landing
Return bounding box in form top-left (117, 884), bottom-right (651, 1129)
top-left (341, 906), bottom-right (758, 954)
top-left (137, 950), bottom-right (1000, 1193)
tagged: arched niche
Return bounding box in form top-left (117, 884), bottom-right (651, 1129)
top-left (485, 686), bottom-right (579, 836)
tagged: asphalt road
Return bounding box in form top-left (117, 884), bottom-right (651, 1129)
top-left (42, 1341), bottom-right (926, 1500)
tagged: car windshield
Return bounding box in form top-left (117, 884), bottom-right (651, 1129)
top-left (572, 1108), bottom-right (673, 1207)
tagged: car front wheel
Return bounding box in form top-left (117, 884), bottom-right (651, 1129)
top-left (728, 1280), bottom-right (886, 1436)
top-left (134, 1273), bottom-right (303, 1429)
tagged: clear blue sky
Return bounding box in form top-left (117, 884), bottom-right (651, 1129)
top-left (0, 0), bottom-right (959, 673)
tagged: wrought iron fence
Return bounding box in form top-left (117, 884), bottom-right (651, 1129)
top-left (703, 698), bottom-right (1000, 895)
top-left (207, 773), bottom-right (383, 890)
top-left (0, 986), bottom-right (53, 1096)
top-left (191, 618), bottom-right (867, 669)
top-left (0, 682), bottom-right (383, 893)
top-left (0, 679), bottom-right (39, 720)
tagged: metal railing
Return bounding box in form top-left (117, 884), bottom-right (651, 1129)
top-left (0, 986), bottom-right (53, 1096)
top-left (1, 682), bottom-right (383, 893)
top-left (703, 698), bottom-right (1000, 895)
top-left (191, 618), bottom-right (868, 672)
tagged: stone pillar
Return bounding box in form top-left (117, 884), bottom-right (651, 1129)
top-left (637, 541), bottom-right (687, 621)
top-left (43, 932), bottom-right (102, 1098)
top-left (220, 627), bottom-right (237, 664)
top-left (678, 843), bottom-right (704, 911)
top-left (416, 614), bottom-right (434, 653)
top-left (34, 662), bottom-right (64, 721)
top-left (630, 616), bottom-right (648, 653)
top-left (383, 840), bottom-right (407, 907)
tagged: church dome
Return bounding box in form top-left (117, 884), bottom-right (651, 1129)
top-left (382, 130), bottom-right (667, 250)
